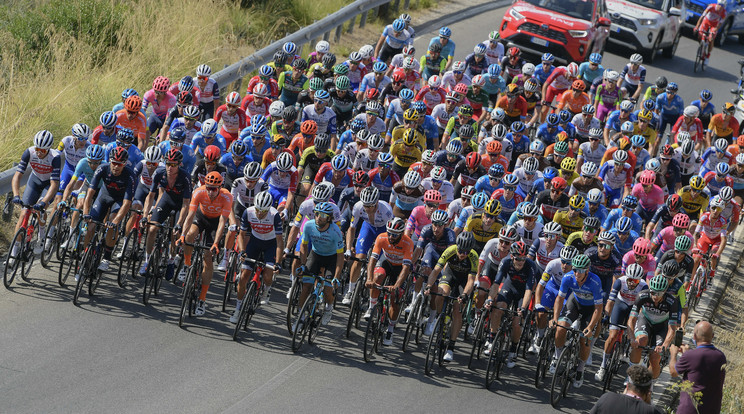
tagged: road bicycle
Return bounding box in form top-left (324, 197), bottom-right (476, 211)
top-left (402, 271), bottom-right (431, 353)
top-left (3, 203), bottom-right (43, 288)
top-left (602, 323), bottom-right (631, 393)
top-left (178, 238), bottom-right (210, 328)
top-left (534, 313), bottom-right (556, 388)
top-left (40, 198), bottom-right (75, 268)
top-left (423, 290), bottom-right (459, 376)
top-left (464, 286), bottom-right (492, 369)
top-left (117, 209), bottom-right (145, 288)
top-left (345, 256), bottom-right (369, 338)
top-left (549, 324), bottom-right (586, 408)
top-left (73, 219), bottom-right (108, 306)
top-left (687, 247), bottom-right (714, 311)
top-left (142, 216), bottom-right (175, 306)
top-left (693, 29), bottom-right (711, 73)
top-left (363, 284), bottom-right (399, 362)
top-left (291, 270), bottom-right (336, 353)
top-left (233, 256), bottom-right (267, 341)
top-left (284, 253), bottom-right (302, 336)
top-left (485, 306), bottom-right (519, 389)
top-left (57, 207), bottom-right (84, 287)
top-left (222, 244), bottom-right (241, 312)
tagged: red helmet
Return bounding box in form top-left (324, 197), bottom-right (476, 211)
top-left (204, 171), bottom-right (224, 187)
top-left (510, 241), bottom-right (528, 256)
top-left (508, 47), bottom-right (521, 57)
top-left (353, 170), bottom-right (370, 186)
top-left (633, 238), bottom-right (651, 256)
top-left (672, 213), bottom-right (690, 229)
top-left (152, 76), bottom-right (170, 93)
top-left (166, 148), bottom-right (183, 164)
top-left (177, 91), bottom-right (193, 105)
top-left (204, 145), bottom-right (221, 162)
top-left (124, 95), bottom-right (142, 112)
top-left (454, 83), bottom-right (468, 95)
top-left (661, 144), bottom-right (674, 158)
top-left (366, 88), bottom-right (380, 100)
top-left (551, 177), bottom-right (567, 191)
top-left (392, 69), bottom-right (405, 83)
top-left (110, 146), bottom-right (129, 163)
top-left (465, 152), bottom-right (482, 169)
top-left (424, 189), bottom-right (442, 204)
top-left (666, 193), bottom-right (682, 210)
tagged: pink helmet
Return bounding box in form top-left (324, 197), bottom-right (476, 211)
top-left (639, 170), bottom-right (655, 186)
top-left (152, 76), bottom-right (170, 93)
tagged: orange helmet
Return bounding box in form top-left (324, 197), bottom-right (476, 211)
top-left (124, 95), bottom-right (142, 112)
top-left (486, 140), bottom-right (502, 154)
top-left (204, 171), bottom-right (224, 187)
top-left (572, 80), bottom-right (586, 91)
top-left (300, 120), bottom-right (318, 135)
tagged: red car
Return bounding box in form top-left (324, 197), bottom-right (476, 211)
top-left (499, 0), bottom-right (612, 63)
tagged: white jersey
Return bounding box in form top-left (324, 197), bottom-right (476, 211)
top-left (447, 198), bottom-right (465, 224)
top-left (421, 178), bottom-right (454, 205)
top-left (514, 220), bottom-right (544, 247)
top-left (352, 113), bottom-right (386, 135)
top-left (241, 206), bottom-right (282, 241)
top-left (673, 148), bottom-right (702, 176)
top-left (609, 276), bottom-right (648, 306)
top-left (292, 198), bottom-right (342, 227)
top-left (512, 167), bottom-right (543, 194)
top-left (479, 237), bottom-right (509, 265)
top-left (231, 177), bottom-right (268, 207)
top-left (571, 114), bottom-right (601, 139)
top-left (136, 160), bottom-right (157, 190)
top-left (532, 238), bottom-right (564, 270)
top-left (484, 41), bottom-right (505, 66)
top-left (441, 71), bottom-right (472, 91)
top-left (353, 148), bottom-right (379, 172)
top-left (350, 200), bottom-right (394, 228)
top-left (341, 141), bottom-right (360, 165)
top-left (59, 136), bottom-right (88, 168)
top-left (431, 103), bottom-right (456, 129)
top-left (541, 258), bottom-right (565, 286)
top-left (390, 53), bottom-right (421, 73)
top-left (577, 141), bottom-right (607, 166)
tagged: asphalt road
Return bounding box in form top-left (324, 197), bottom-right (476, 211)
top-left (2, 3), bottom-right (744, 414)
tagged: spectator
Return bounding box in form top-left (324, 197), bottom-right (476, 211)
top-left (671, 320), bottom-right (726, 414)
top-left (590, 365), bottom-right (662, 413)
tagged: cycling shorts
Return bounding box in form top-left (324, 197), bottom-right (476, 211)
top-left (620, 80), bottom-right (639, 96)
top-left (150, 191), bottom-right (181, 224)
top-left (633, 313), bottom-right (667, 346)
top-left (301, 166), bottom-right (319, 184)
top-left (439, 265), bottom-right (467, 294)
top-left (59, 163), bottom-right (76, 193)
top-left (233, 202), bottom-right (247, 223)
top-left (356, 220), bottom-right (385, 257)
top-left (540, 279), bottom-right (560, 309)
top-left (699, 20), bottom-right (719, 38)
top-left (132, 182), bottom-right (150, 207)
top-left (90, 189), bottom-right (123, 222)
top-left (147, 113), bottom-right (165, 134)
top-left (545, 86), bottom-right (567, 105)
top-left (267, 185), bottom-right (289, 207)
top-left (379, 43), bottom-right (402, 63)
top-left (559, 294), bottom-right (595, 329)
top-left (193, 210), bottom-right (220, 246)
top-left (696, 233), bottom-right (721, 254)
top-left (421, 244), bottom-right (443, 270)
top-left (496, 279), bottom-right (524, 308)
top-left (302, 250), bottom-right (337, 286)
top-left (22, 174), bottom-right (50, 206)
top-left (244, 236), bottom-right (277, 269)
top-left (609, 300), bottom-right (632, 330)
top-left (604, 184), bottom-right (624, 208)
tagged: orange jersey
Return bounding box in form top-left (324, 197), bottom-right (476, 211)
top-left (557, 91), bottom-right (591, 114)
top-left (115, 109), bottom-right (147, 143)
top-left (190, 186), bottom-right (233, 219)
top-left (369, 233), bottom-right (414, 267)
top-left (288, 133), bottom-right (314, 158)
top-left (262, 148), bottom-right (296, 169)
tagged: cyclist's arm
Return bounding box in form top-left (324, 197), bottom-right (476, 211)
top-left (427, 264), bottom-right (442, 288)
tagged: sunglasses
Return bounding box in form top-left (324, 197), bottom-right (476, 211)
top-left (198, 76), bottom-right (209, 80)
top-left (227, 104), bottom-right (238, 109)
top-left (314, 211), bottom-right (329, 219)
top-left (259, 76), bottom-right (270, 81)
top-left (205, 161), bottom-right (216, 166)
top-left (425, 202), bottom-right (438, 208)
top-left (270, 144), bottom-right (283, 149)
top-left (166, 162), bottom-right (179, 168)
top-left (589, 137), bottom-right (600, 141)
top-left (570, 206), bottom-right (582, 211)
top-left (453, 71), bottom-right (463, 75)
top-left (111, 161), bottom-right (125, 167)
top-left (184, 116), bottom-right (197, 122)
top-left (524, 216), bottom-right (536, 222)
top-left (504, 186), bottom-right (516, 192)
top-left (379, 163), bottom-right (391, 168)
top-left (546, 234), bottom-right (558, 240)
top-left (584, 226), bottom-right (597, 232)
top-left (488, 153), bottom-right (499, 157)
top-left (650, 291), bottom-right (665, 297)
top-left (514, 256), bottom-right (526, 262)
top-left (499, 240), bottom-right (511, 246)
top-left (484, 213), bottom-right (497, 220)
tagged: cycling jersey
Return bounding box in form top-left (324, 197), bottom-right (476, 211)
top-left (534, 189), bottom-right (569, 221)
top-left (621, 251), bottom-right (657, 280)
top-left (71, 158), bottom-right (99, 186)
top-left (608, 276), bottom-right (648, 306)
top-left (191, 132), bottom-right (227, 156)
top-left (301, 220), bottom-right (345, 256)
top-left (558, 271), bottom-right (604, 307)
top-left (677, 186), bottom-right (710, 220)
top-left (17, 147), bottom-right (61, 182)
top-left (656, 250), bottom-right (694, 282)
top-left (240, 206), bottom-right (283, 241)
top-left (530, 238), bottom-right (564, 270)
top-left (370, 232), bottom-right (414, 267)
top-left (708, 113), bottom-right (739, 138)
top-left (631, 183), bottom-right (664, 211)
top-left (115, 110), bottom-right (148, 144)
top-left (261, 162), bottom-right (298, 192)
top-left (405, 205), bottom-right (431, 238)
top-left (191, 159), bottom-right (227, 187)
top-left (557, 91), bottom-right (591, 115)
top-left (149, 166), bottom-right (192, 202)
top-left (142, 90), bottom-right (176, 119)
top-left (298, 147), bottom-right (335, 171)
top-left (602, 208), bottom-right (643, 234)
top-left (553, 209), bottom-right (586, 239)
top-left (358, 73), bottom-right (392, 96)
top-left (390, 139), bottom-right (422, 168)
top-left (541, 258), bottom-right (565, 287)
top-left (598, 161), bottom-right (633, 190)
top-left (585, 245), bottom-right (623, 296)
top-left (389, 181), bottom-right (424, 212)
top-left (514, 220), bottom-right (543, 246)
top-left (219, 152), bottom-right (250, 184)
top-left (368, 168), bottom-right (400, 202)
top-left (214, 105), bottom-right (248, 142)
top-left (231, 177), bottom-right (268, 208)
top-left (464, 212), bottom-right (504, 244)
top-left (620, 63), bottom-right (646, 86)
top-left (696, 211), bottom-right (728, 239)
top-left (90, 125), bottom-right (119, 146)
top-left (652, 227), bottom-right (693, 254)
top-left (57, 136), bottom-right (88, 170)
top-left (565, 231), bottom-right (596, 253)
top-left (630, 290), bottom-right (679, 326)
top-left (437, 244), bottom-right (478, 278)
top-left (189, 186), bottom-right (232, 219)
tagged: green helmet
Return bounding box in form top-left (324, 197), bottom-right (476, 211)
top-left (572, 254), bottom-right (590, 270)
top-left (309, 77), bottom-right (324, 91)
top-left (649, 274), bottom-right (669, 292)
top-left (335, 75), bottom-right (350, 91)
top-left (674, 235), bottom-right (691, 252)
top-left (333, 64), bottom-right (349, 75)
top-left (458, 105), bottom-right (474, 117)
top-left (554, 140), bottom-right (569, 155)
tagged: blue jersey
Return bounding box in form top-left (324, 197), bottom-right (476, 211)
top-left (691, 99), bottom-right (715, 118)
top-left (157, 141), bottom-right (197, 174)
top-left (558, 271), bottom-right (604, 307)
top-left (533, 64), bottom-right (555, 85)
top-left (536, 124), bottom-right (565, 145)
top-left (149, 166), bottom-right (192, 202)
top-left (609, 228), bottom-right (638, 257)
top-left (578, 62), bottom-right (604, 83)
top-left (421, 115), bottom-right (439, 146)
top-left (72, 158), bottom-right (99, 186)
top-left (191, 132), bottom-right (227, 156)
top-left (602, 208), bottom-right (644, 234)
top-left (219, 152), bottom-right (252, 182)
top-left (337, 129), bottom-right (355, 151)
top-left (428, 37), bottom-right (455, 59)
top-left (604, 110), bottom-right (637, 132)
top-left (583, 203), bottom-right (608, 225)
top-left (481, 74), bottom-right (506, 96)
top-left (242, 136), bottom-right (270, 163)
top-left (89, 163), bottom-right (136, 201)
top-left (434, 150), bottom-right (462, 180)
top-left (104, 142), bottom-right (143, 170)
top-left (474, 174), bottom-right (500, 195)
top-left (559, 122), bottom-right (577, 139)
top-left (301, 219), bottom-right (345, 256)
top-left (655, 92), bottom-right (684, 118)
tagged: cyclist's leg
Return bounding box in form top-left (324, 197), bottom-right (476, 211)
top-left (298, 250), bottom-right (323, 306)
top-left (630, 314), bottom-right (651, 364)
top-left (261, 238), bottom-right (278, 289)
top-left (602, 301), bottom-right (630, 367)
top-left (16, 175), bottom-right (46, 233)
top-left (554, 295), bottom-right (579, 358)
top-left (198, 217), bottom-right (220, 302)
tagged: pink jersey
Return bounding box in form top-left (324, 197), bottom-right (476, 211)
top-left (652, 226), bottom-right (693, 254)
top-left (631, 183), bottom-right (664, 211)
top-left (142, 89), bottom-right (177, 119)
top-left (621, 251), bottom-right (657, 280)
top-left (696, 212), bottom-right (728, 238)
top-left (406, 205), bottom-right (431, 237)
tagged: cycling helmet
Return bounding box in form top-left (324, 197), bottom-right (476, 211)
top-left (422, 149), bottom-right (436, 164)
top-left (243, 162), bottom-right (262, 181)
top-left (431, 166), bottom-right (447, 181)
top-left (71, 123), bottom-right (91, 140)
top-left (720, 186), bottom-right (734, 202)
top-left (204, 145), bottom-right (221, 162)
top-left (473, 43), bottom-right (487, 56)
top-left (613, 149), bottom-right (629, 163)
top-left (560, 245), bottom-right (579, 262)
top-left (597, 231), bottom-right (616, 245)
top-left (551, 177), bottom-right (568, 191)
top-left (619, 100), bottom-right (634, 112)
top-left (373, 61), bottom-right (388, 73)
top-left (471, 192), bottom-right (489, 211)
top-left (116, 128), bottom-right (135, 145)
top-left (400, 12), bottom-right (412, 23)
top-left (321, 53), bottom-right (337, 69)
top-left (124, 95), bottom-right (143, 112)
top-left (365, 100), bottom-right (381, 115)
top-left (183, 105), bottom-right (200, 119)
top-left (387, 217), bottom-right (406, 235)
top-left (522, 203), bottom-right (539, 218)
top-left (353, 170), bottom-right (370, 187)
top-left (308, 77), bottom-right (324, 91)
top-left (666, 82), bottom-right (679, 92)
top-left (438, 26), bottom-right (452, 38)
top-left (228, 140), bottom-right (247, 159)
top-left (648, 274), bottom-right (668, 292)
top-left (269, 101), bottom-right (285, 118)
top-left (544, 221), bottom-right (562, 236)
top-left (689, 175), bottom-right (705, 191)
top-left (312, 182), bottom-right (334, 203)
top-left (572, 79), bottom-right (586, 91)
top-left (503, 173), bottom-right (519, 187)
top-left (86, 144), bottom-right (105, 161)
top-left (633, 238), bottom-right (651, 256)
top-left (292, 58), bottom-right (308, 71)
top-left (314, 133), bottom-right (331, 151)
top-left (589, 53), bottom-right (602, 64)
top-left (359, 44), bottom-right (374, 59)
top-left (428, 75), bottom-right (442, 88)
top-left (465, 152), bottom-right (482, 169)
top-left (488, 30), bottom-right (500, 41)
top-left (643, 158), bottom-right (661, 173)
top-left (457, 231), bottom-right (476, 252)
top-left (547, 113), bottom-right (560, 127)
top-left (455, 83), bottom-right (469, 96)
top-left (622, 195), bottom-right (639, 209)
top-left (587, 188), bottom-right (603, 204)
top-left (314, 201), bottom-right (334, 216)
top-left (660, 260), bottom-right (680, 279)
top-left (569, 194), bottom-right (585, 210)
top-left (680, 139), bottom-right (695, 157)
top-left (524, 79), bottom-right (539, 93)
top-left (360, 186), bottom-right (380, 206)
top-left (700, 89), bottom-right (713, 101)
top-left (314, 90), bottom-right (330, 102)
top-left (675, 235), bottom-right (692, 252)
top-left (670, 212), bottom-right (690, 229)
top-left (250, 190), bottom-right (272, 212)
top-left (165, 148), bottom-right (183, 164)
top-left (349, 118), bottom-right (366, 134)
top-left (399, 88), bottom-right (415, 102)
top-left (452, 61), bottom-right (467, 72)
top-left (491, 124), bottom-right (508, 140)
top-left (710, 195), bottom-right (725, 210)
top-left (630, 135), bottom-right (646, 148)
top-left (522, 63), bottom-right (535, 76)
top-left (615, 216), bottom-right (632, 233)
top-left (300, 120), bottom-right (318, 136)
top-left (566, 62), bottom-right (580, 78)
top-left (331, 154), bottom-right (350, 171)
top-left (510, 241), bottom-right (528, 257)
top-left (572, 254), bottom-right (590, 270)
top-left (431, 209), bottom-right (449, 226)
top-left (110, 146), bottom-right (129, 163)
top-left (639, 170), bottom-right (656, 185)
top-left (100, 111), bottom-right (117, 129)
top-left (424, 189), bottom-right (442, 204)
top-left (716, 162), bottom-right (730, 176)
top-left (629, 53), bottom-right (643, 64)
top-left (541, 53), bottom-right (555, 62)
top-left (226, 91), bottom-right (241, 106)
top-left (640, 99), bottom-right (655, 112)
top-left (683, 105), bottom-right (699, 118)
top-left (606, 71), bottom-right (620, 82)
top-left (512, 120), bottom-right (527, 134)
top-left (377, 152), bottom-right (393, 165)
top-left (584, 216), bottom-right (600, 229)
top-left (144, 146), bottom-right (162, 163)
top-left (487, 64), bottom-right (501, 77)
top-left (403, 170), bottom-right (422, 188)
top-left (582, 104), bottom-right (595, 115)
top-left (178, 76), bottom-right (194, 92)
top-left (367, 134), bottom-right (385, 151)
top-left (402, 129), bottom-right (418, 146)
top-left (459, 123), bottom-right (475, 138)
top-left (499, 225), bottom-right (519, 242)
top-left (491, 108), bottom-right (507, 123)
top-left (282, 41), bottom-right (297, 56)
top-left (666, 194), bottom-right (682, 211)
top-left (581, 161), bottom-right (598, 177)
top-left (560, 157), bottom-right (577, 172)
top-left (471, 74), bottom-right (486, 87)
top-left (314, 39), bottom-right (330, 54)
top-left (530, 140), bottom-right (545, 154)
top-left (461, 186), bottom-right (476, 200)
top-left (559, 110), bottom-right (572, 123)
top-left (660, 145), bottom-right (675, 159)
top-left (638, 109), bottom-right (653, 122)
top-left (508, 47), bottom-right (521, 58)
top-left (715, 138), bottom-right (729, 153)
top-left (275, 152), bottom-right (294, 171)
top-left (626, 263), bottom-right (645, 281)
top-left (121, 88), bottom-right (138, 99)
top-left (152, 76), bottom-right (170, 92)
top-left (523, 156), bottom-right (539, 173)
top-left (333, 64), bottom-right (349, 76)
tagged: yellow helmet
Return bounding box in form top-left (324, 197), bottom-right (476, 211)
top-left (402, 128), bottom-right (417, 146)
top-left (484, 199), bottom-right (502, 216)
top-left (560, 157), bottom-right (577, 172)
top-left (403, 108), bottom-right (420, 121)
top-left (638, 109), bottom-right (653, 122)
top-left (569, 194), bottom-right (585, 210)
top-left (689, 175), bottom-right (705, 191)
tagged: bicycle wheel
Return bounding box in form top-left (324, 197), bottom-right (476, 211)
top-left (57, 227), bottom-right (79, 287)
top-left (402, 295), bottom-right (421, 352)
top-left (3, 229), bottom-right (25, 288)
top-left (535, 331), bottom-right (555, 388)
top-left (143, 247), bottom-right (160, 306)
top-left (73, 246), bottom-right (95, 306)
top-left (519, 316), bottom-right (536, 359)
top-left (693, 43), bottom-right (703, 73)
top-left (363, 304), bottom-right (381, 362)
top-left (415, 295), bottom-right (429, 345)
top-left (54, 214), bottom-right (71, 262)
top-left (308, 304), bottom-right (323, 346)
top-left (468, 312), bottom-right (487, 370)
top-left (550, 345), bottom-right (574, 408)
top-left (117, 229), bottom-right (136, 288)
top-left (222, 252), bottom-right (238, 312)
top-left (345, 279), bottom-right (365, 338)
top-left (178, 268), bottom-right (197, 328)
top-left (20, 235), bottom-right (36, 282)
top-left (233, 281), bottom-right (257, 341)
top-left (603, 340), bottom-right (621, 393)
top-left (40, 211), bottom-right (61, 268)
top-left (285, 279), bottom-right (301, 336)
top-left (424, 315), bottom-right (444, 376)
top-left (438, 316), bottom-right (452, 368)
top-left (292, 294), bottom-right (316, 353)
top-left (486, 331), bottom-right (507, 388)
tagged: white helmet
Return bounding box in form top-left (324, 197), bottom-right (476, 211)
top-left (619, 100), bottom-right (634, 112)
top-left (312, 182), bottom-right (334, 202)
top-left (254, 191), bottom-right (274, 210)
top-left (71, 123), bottom-right (91, 140)
top-left (606, 70), bottom-right (620, 82)
top-left (226, 91), bottom-right (241, 106)
top-left (201, 119), bottom-right (219, 137)
top-left (403, 170), bottom-right (422, 188)
top-left (196, 64), bottom-right (212, 77)
top-left (367, 134), bottom-right (385, 151)
top-left (243, 162), bottom-right (262, 180)
top-left (581, 161), bottom-right (598, 176)
top-left (471, 74), bottom-right (486, 87)
top-left (276, 152), bottom-right (294, 171)
top-left (360, 186), bottom-right (380, 205)
top-left (316, 40), bottom-right (330, 54)
top-left (144, 145), bottom-right (162, 163)
top-left (587, 188), bottom-right (603, 204)
top-left (428, 75), bottom-right (442, 88)
top-left (566, 62), bottom-right (579, 78)
top-left (543, 221), bottom-right (562, 236)
top-left (422, 149), bottom-right (436, 164)
top-left (683, 105), bottom-right (700, 118)
top-left (452, 61), bottom-right (466, 72)
top-left (613, 149), bottom-right (629, 163)
top-left (269, 101), bottom-right (285, 117)
top-left (359, 45), bottom-right (374, 59)
top-left (430, 166), bottom-right (447, 181)
top-left (33, 130), bottom-right (54, 149)
top-left (523, 157), bottom-right (539, 173)
top-left (521, 63), bottom-right (536, 76)
top-left (625, 263), bottom-right (645, 280)
top-left (630, 53), bottom-right (643, 64)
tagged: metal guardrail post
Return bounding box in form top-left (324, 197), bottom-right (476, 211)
top-left (393, 0), bottom-right (400, 11)
top-left (348, 16), bottom-right (355, 34)
top-left (404, 0), bottom-right (410, 8)
top-left (323, 31), bottom-right (331, 42)
top-left (335, 25), bottom-right (343, 42)
top-left (360, 10), bottom-right (368, 28)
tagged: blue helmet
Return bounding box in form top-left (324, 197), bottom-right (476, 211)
top-left (314, 89), bottom-right (330, 101)
top-left (489, 163), bottom-right (505, 178)
top-left (121, 88), bottom-right (138, 99)
top-left (622, 195), bottom-right (639, 209)
top-left (474, 43), bottom-right (487, 55)
top-left (250, 123), bottom-right (267, 137)
top-left (700, 89), bottom-right (712, 101)
top-left (178, 76), bottom-right (194, 92)
top-left (503, 173), bottom-right (519, 186)
top-left (471, 192), bottom-right (489, 210)
top-left (314, 201), bottom-right (334, 215)
top-left (99, 111), bottom-right (118, 129)
top-left (666, 82), bottom-right (679, 91)
top-left (543, 167), bottom-right (558, 180)
top-left (350, 118), bottom-right (366, 132)
top-left (251, 114), bottom-right (267, 127)
top-left (399, 88), bottom-right (415, 101)
top-left (717, 162), bottom-right (731, 176)
top-left (589, 53), bottom-right (602, 64)
top-left (615, 216), bottom-right (633, 233)
top-left (331, 154), bottom-right (350, 171)
top-left (630, 134), bottom-right (646, 148)
top-left (412, 100), bottom-right (426, 113)
top-left (439, 26), bottom-right (452, 38)
top-left (258, 65), bottom-right (274, 77)
top-left (377, 152), bottom-right (394, 165)
top-left (283, 41), bottom-right (297, 55)
top-left (169, 127), bottom-right (187, 143)
top-left (86, 144), bottom-right (105, 161)
top-left (230, 140), bottom-right (248, 157)
top-left (547, 113), bottom-right (560, 127)
top-left (446, 139), bottom-right (463, 155)
top-left (559, 110), bottom-right (572, 123)
top-left (392, 18), bottom-right (406, 32)
top-left (541, 53), bottom-right (554, 62)
top-left (373, 61), bottom-right (388, 73)
top-left (487, 64), bottom-right (501, 77)
top-left (116, 128), bottom-right (134, 145)
top-left (643, 99), bottom-right (656, 111)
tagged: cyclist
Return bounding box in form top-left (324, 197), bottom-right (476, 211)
top-left (408, 209), bottom-right (455, 310)
top-left (513, 202), bottom-right (543, 247)
top-left (420, 43), bottom-right (447, 81)
top-left (610, 217), bottom-right (639, 257)
top-left (691, 89), bottom-right (716, 131)
top-left (196, 64), bottom-right (220, 119)
top-left (261, 152), bottom-right (298, 212)
top-left (593, 70), bottom-right (621, 122)
top-left (595, 263), bottom-right (648, 381)
top-left (390, 129), bottom-right (423, 178)
top-left (603, 101), bottom-right (636, 146)
top-left (81, 147), bottom-right (136, 273)
top-left (585, 231), bottom-right (623, 301)
top-left (91, 111), bottom-right (120, 146)
top-left (231, 162), bottom-right (268, 230)
top-left (628, 275), bottom-right (680, 380)
top-left (651, 213), bottom-right (693, 262)
top-left (337, 170), bottom-right (369, 232)
top-left (296, 134), bottom-right (335, 206)
top-left (694, 0), bottom-right (728, 65)
top-left (464, 198), bottom-right (504, 251)
top-left (718, 186), bottom-right (741, 234)
top-left (700, 138), bottom-right (732, 177)
top-left (528, 221), bottom-right (564, 271)
top-left (139, 149), bottom-right (192, 279)
top-left (191, 145), bottom-right (227, 187)
top-left (214, 91), bottom-right (248, 148)
top-left (482, 241), bottom-right (539, 368)
top-left (158, 127), bottom-right (196, 175)
top-left (671, 106), bottom-right (704, 146)
top-left (557, 80), bottom-right (591, 117)
top-left (540, 62), bottom-right (580, 121)
top-left (191, 119), bottom-right (227, 159)
top-left (354, 133), bottom-right (384, 172)
top-left (373, 18), bottom-right (412, 64)
top-left (143, 76), bottom-right (176, 140)
top-left (178, 172), bottom-right (233, 315)
top-left (707, 102), bottom-right (739, 144)
top-left (656, 82), bottom-right (684, 138)
top-left (534, 177), bottom-right (569, 221)
top-left (365, 217), bottom-right (414, 345)
top-left (424, 231), bottom-right (478, 360)
top-left (313, 154), bottom-right (353, 203)
top-left (677, 175), bottom-right (710, 224)
top-left (565, 216), bottom-right (600, 254)
top-left (491, 173), bottom-right (522, 222)
top-left (549, 254), bottom-right (604, 389)
top-left (633, 170), bottom-right (665, 225)
top-left (54, 124), bottom-right (91, 213)
top-left (553, 195), bottom-right (587, 240)
top-left (115, 95), bottom-right (148, 151)
top-left (390, 170), bottom-right (425, 218)
top-left (646, 194), bottom-right (685, 239)
top-left (622, 238), bottom-right (657, 282)
top-left (618, 53), bottom-right (646, 103)
top-left (367, 153), bottom-right (400, 201)
top-left (57, 145), bottom-right (105, 247)
top-left (295, 202), bottom-right (345, 328)
top-left (598, 149), bottom-right (633, 208)
top-left (405, 190), bottom-right (441, 242)
top-left (692, 196), bottom-right (728, 278)
top-left (262, 135), bottom-right (294, 170)
top-left (158, 93), bottom-right (197, 144)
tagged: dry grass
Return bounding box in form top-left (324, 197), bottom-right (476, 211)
top-left (713, 270), bottom-right (744, 414)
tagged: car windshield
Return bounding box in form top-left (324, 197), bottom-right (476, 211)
top-left (623, 0), bottom-right (664, 10)
top-left (523, 0), bottom-right (595, 21)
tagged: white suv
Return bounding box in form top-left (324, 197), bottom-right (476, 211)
top-left (606, 0), bottom-right (685, 63)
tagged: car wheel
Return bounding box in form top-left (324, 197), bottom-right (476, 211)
top-left (715, 19), bottom-right (731, 47)
top-left (739, 33), bottom-right (744, 45)
top-left (663, 30), bottom-right (681, 58)
top-left (644, 33), bottom-right (661, 64)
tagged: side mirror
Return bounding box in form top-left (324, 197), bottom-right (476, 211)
top-left (597, 17), bottom-right (611, 27)
top-left (669, 7), bottom-right (682, 16)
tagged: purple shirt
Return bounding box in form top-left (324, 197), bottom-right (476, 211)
top-left (675, 344), bottom-right (726, 414)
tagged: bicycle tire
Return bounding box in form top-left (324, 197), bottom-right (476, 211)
top-left (54, 214), bottom-right (71, 262)
top-left (73, 246), bottom-right (94, 306)
top-left (233, 281), bottom-right (257, 341)
top-left (3, 229), bottom-right (24, 288)
top-left (40, 210), bottom-right (61, 268)
top-left (117, 230), bottom-right (135, 288)
top-left (89, 269), bottom-right (102, 296)
top-left (535, 331), bottom-right (555, 388)
top-left (424, 315), bottom-right (444, 376)
top-left (286, 279), bottom-right (301, 336)
top-left (363, 304), bottom-right (381, 362)
top-left (178, 268), bottom-right (196, 328)
top-left (20, 234), bottom-right (36, 282)
top-left (694, 43), bottom-right (702, 73)
top-left (550, 344), bottom-right (574, 408)
top-left (438, 315), bottom-right (452, 368)
top-left (222, 252), bottom-right (237, 312)
top-left (468, 312), bottom-right (487, 370)
top-left (245, 282), bottom-right (261, 328)
top-left (142, 247), bottom-right (160, 306)
top-left (291, 294), bottom-right (315, 353)
top-left (519, 315), bottom-right (536, 359)
top-left (415, 294), bottom-right (429, 345)
top-left (402, 295), bottom-right (421, 352)
top-left (345, 278), bottom-right (365, 338)
top-left (58, 228), bottom-right (79, 287)
top-left (307, 304), bottom-right (322, 346)
top-left (603, 340), bottom-right (620, 393)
